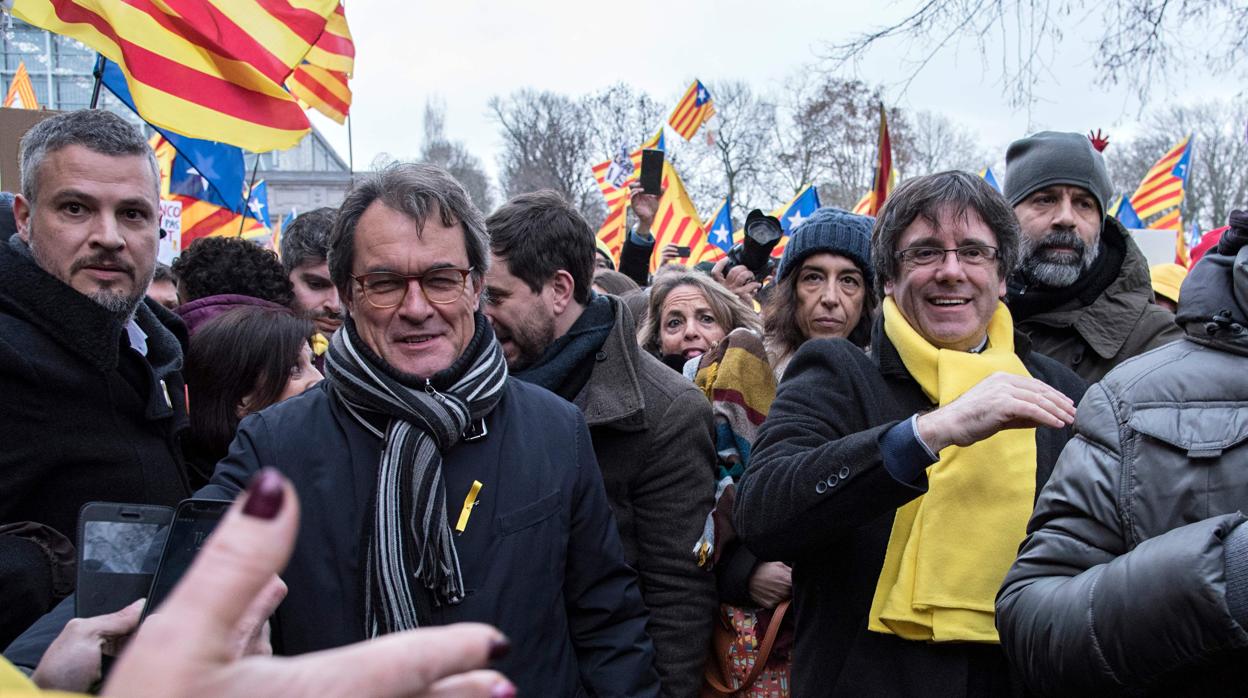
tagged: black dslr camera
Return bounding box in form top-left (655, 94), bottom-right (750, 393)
top-left (725, 209), bottom-right (783, 282)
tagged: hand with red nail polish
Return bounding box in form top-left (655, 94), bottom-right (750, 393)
top-left (104, 468), bottom-right (514, 698)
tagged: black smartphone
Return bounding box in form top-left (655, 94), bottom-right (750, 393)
top-left (639, 148), bottom-right (664, 196)
top-left (76, 502), bottom-right (174, 618)
top-left (673, 245), bottom-right (692, 257)
top-left (141, 498), bottom-right (231, 621)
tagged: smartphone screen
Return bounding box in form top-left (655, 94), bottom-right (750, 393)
top-left (674, 246), bottom-right (692, 257)
top-left (77, 503), bottom-right (173, 618)
top-left (141, 499), bottom-right (230, 620)
top-left (640, 149), bottom-right (664, 195)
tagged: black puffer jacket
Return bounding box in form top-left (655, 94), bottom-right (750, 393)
top-left (997, 223), bottom-right (1248, 696)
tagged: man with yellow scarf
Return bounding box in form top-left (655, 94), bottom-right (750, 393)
top-left (734, 170), bottom-right (1086, 697)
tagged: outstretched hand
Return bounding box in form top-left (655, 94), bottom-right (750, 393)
top-left (915, 372), bottom-right (1076, 453)
top-left (103, 469), bottom-right (514, 698)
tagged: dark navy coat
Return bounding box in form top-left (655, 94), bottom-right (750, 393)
top-left (199, 378), bottom-right (659, 697)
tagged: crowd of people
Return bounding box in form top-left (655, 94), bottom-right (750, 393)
top-left (1, 107), bottom-right (1247, 697)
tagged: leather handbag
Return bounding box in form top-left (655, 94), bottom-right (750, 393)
top-left (701, 600), bottom-right (791, 697)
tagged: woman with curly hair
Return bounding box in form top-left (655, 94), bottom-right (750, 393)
top-left (171, 237), bottom-right (295, 335)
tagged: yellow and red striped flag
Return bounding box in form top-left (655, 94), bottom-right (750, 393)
top-left (1129, 135), bottom-right (1192, 221)
top-left (14, 0), bottom-right (339, 152)
top-left (648, 162), bottom-right (708, 273)
top-left (175, 194), bottom-right (268, 247)
top-left (3, 60), bottom-right (40, 109)
top-left (668, 79), bottom-right (715, 141)
top-left (287, 62), bottom-right (351, 123)
top-left (304, 2), bottom-right (354, 74)
top-left (591, 129), bottom-right (664, 263)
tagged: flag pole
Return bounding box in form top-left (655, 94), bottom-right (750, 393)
top-left (89, 54), bottom-right (105, 108)
top-left (347, 113), bottom-right (355, 186)
top-left (238, 154), bottom-right (260, 237)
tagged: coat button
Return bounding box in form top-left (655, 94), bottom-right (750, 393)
top-left (595, 351), bottom-right (608, 362)
top-left (839, 466), bottom-right (850, 479)
top-left (826, 475), bottom-right (839, 488)
top-left (815, 480), bottom-right (828, 494)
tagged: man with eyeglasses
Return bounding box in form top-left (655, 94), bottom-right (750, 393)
top-left (199, 163), bottom-right (660, 697)
top-left (734, 171), bottom-right (1086, 696)
top-left (1004, 131), bottom-right (1181, 382)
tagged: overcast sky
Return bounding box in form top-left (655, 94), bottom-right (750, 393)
top-left (309, 1), bottom-right (1230, 181)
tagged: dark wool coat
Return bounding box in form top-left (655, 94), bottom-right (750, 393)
top-left (1013, 217), bottom-right (1182, 382)
top-left (733, 319), bottom-right (1086, 698)
top-left (198, 378), bottom-right (660, 698)
top-left (571, 301), bottom-right (717, 698)
top-left (0, 239), bottom-right (191, 643)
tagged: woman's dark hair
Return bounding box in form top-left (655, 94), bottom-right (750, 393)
top-left (184, 306), bottom-right (312, 469)
top-left (763, 257), bottom-right (876, 362)
top-left (172, 237), bottom-right (295, 307)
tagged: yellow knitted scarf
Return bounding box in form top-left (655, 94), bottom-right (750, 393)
top-left (868, 298), bottom-right (1036, 643)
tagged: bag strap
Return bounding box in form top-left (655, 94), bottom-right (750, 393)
top-left (703, 601), bottom-right (791, 695)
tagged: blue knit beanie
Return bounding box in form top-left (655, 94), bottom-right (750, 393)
top-left (776, 206), bottom-right (874, 287)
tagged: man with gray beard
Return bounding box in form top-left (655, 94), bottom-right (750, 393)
top-left (1004, 131), bottom-right (1181, 382)
top-left (0, 110), bottom-right (191, 645)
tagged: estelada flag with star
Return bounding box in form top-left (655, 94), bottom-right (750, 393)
top-left (703, 199), bottom-right (733, 259)
top-left (769, 185), bottom-right (822, 259)
top-left (668, 79), bottom-right (715, 141)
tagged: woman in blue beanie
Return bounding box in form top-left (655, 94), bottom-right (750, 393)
top-left (763, 207), bottom-right (876, 377)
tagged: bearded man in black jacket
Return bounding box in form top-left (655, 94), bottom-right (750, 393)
top-left (0, 110), bottom-right (191, 646)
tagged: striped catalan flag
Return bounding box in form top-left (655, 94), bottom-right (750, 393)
top-left (591, 129), bottom-right (664, 262)
top-left (3, 60), bottom-right (40, 109)
top-left (287, 62), bottom-right (351, 123)
top-left (668, 79), bottom-right (715, 141)
top-left (304, 2), bottom-right (354, 74)
top-left (14, 0), bottom-right (339, 152)
top-left (176, 193), bottom-right (268, 247)
top-left (1129, 135), bottom-right (1193, 221)
top-left (648, 162), bottom-right (708, 273)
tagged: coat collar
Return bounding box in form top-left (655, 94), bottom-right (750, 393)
top-left (0, 237), bottom-right (186, 374)
top-left (574, 299), bottom-right (647, 430)
top-left (1019, 217), bottom-right (1157, 360)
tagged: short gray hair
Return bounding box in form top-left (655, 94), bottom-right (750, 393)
top-left (870, 170), bottom-right (1021, 296)
top-left (20, 110), bottom-right (159, 204)
top-left (280, 206), bottom-right (337, 273)
top-left (328, 163), bottom-right (489, 300)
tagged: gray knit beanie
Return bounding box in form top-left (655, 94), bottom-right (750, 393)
top-left (1004, 131), bottom-right (1113, 216)
top-left (776, 206), bottom-right (874, 287)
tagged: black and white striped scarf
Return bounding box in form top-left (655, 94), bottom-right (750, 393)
top-left (324, 313), bottom-right (507, 634)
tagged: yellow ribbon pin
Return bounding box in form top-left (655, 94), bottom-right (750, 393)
top-left (455, 480), bottom-right (483, 534)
